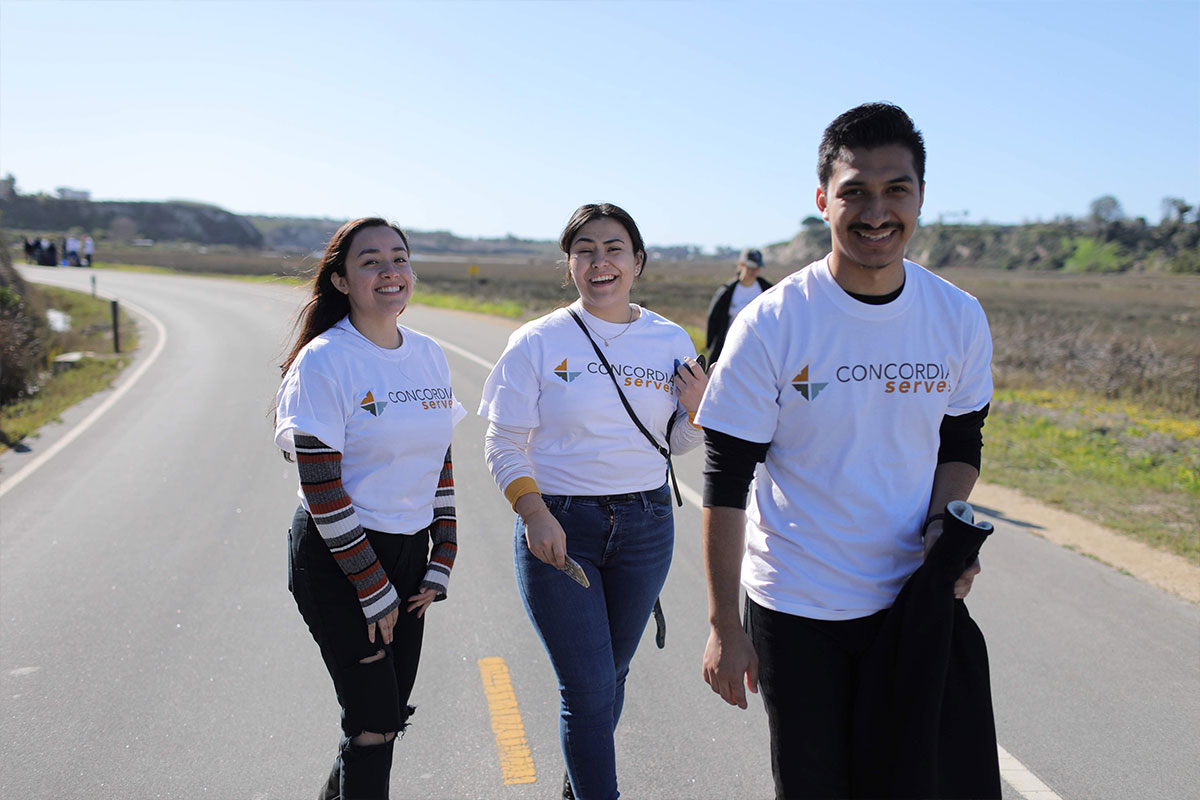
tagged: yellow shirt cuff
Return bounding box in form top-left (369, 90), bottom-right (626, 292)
top-left (503, 476), bottom-right (540, 509)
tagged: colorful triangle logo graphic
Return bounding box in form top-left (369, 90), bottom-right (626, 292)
top-left (359, 389), bottom-right (388, 416)
top-left (554, 358), bottom-right (581, 383)
top-left (791, 365), bottom-right (828, 401)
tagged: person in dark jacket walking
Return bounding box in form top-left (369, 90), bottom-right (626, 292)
top-left (696, 103), bottom-right (995, 799)
top-left (704, 247), bottom-right (771, 364)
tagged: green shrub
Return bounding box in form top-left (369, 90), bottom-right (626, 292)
top-left (1063, 237), bottom-right (1130, 273)
top-left (0, 232), bottom-right (48, 404)
top-left (1167, 248), bottom-right (1200, 274)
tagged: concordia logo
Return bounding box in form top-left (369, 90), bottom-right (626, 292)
top-left (791, 365), bottom-right (828, 401)
top-left (359, 389), bottom-right (388, 416)
top-left (553, 358), bottom-right (581, 383)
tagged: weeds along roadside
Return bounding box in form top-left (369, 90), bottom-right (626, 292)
top-left (960, 270), bottom-right (1200, 563)
top-left (986, 389), bottom-right (1198, 562)
top-left (0, 283), bottom-right (139, 450)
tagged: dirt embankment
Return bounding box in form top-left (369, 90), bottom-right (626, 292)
top-left (972, 482), bottom-right (1199, 604)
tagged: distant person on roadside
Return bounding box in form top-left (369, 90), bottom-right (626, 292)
top-left (65, 235), bottom-right (81, 267)
top-left (23, 237), bottom-right (35, 264)
top-left (704, 247), bottom-right (771, 364)
top-left (479, 203), bottom-right (707, 800)
top-left (275, 217), bottom-right (465, 799)
top-left (41, 240), bottom-right (58, 267)
top-left (83, 235), bottom-right (94, 267)
top-left (697, 103), bottom-right (995, 798)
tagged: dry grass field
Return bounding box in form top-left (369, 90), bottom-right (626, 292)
top-left (70, 243), bottom-right (1200, 561)
top-left (946, 269), bottom-right (1200, 416)
top-left (410, 257), bottom-right (1200, 415)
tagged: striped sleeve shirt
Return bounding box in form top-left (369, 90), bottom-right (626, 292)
top-left (294, 432), bottom-right (399, 623)
top-left (421, 445), bottom-right (458, 598)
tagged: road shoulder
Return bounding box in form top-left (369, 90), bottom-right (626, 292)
top-left (0, 274), bottom-right (162, 494)
top-left (972, 482), bottom-right (1199, 604)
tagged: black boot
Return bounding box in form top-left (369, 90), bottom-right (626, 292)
top-left (561, 768), bottom-right (576, 799)
top-left (318, 755), bottom-right (341, 800)
top-left (339, 737), bottom-right (395, 800)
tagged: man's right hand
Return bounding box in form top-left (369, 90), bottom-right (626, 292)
top-left (702, 623), bottom-right (759, 709)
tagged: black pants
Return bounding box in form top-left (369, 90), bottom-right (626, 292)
top-left (288, 507), bottom-right (427, 758)
top-left (746, 598), bottom-right (887, 800)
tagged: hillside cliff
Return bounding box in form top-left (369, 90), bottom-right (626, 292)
top-left (0, 196), bottom-right (263, 247)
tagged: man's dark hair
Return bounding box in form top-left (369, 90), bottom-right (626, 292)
top-left (817, 103), bottom-right (926, 188)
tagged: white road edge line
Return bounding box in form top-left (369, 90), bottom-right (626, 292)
top-left (436, 337), bottom-right (497, 371)
top-left (997, 744), bottom-right (1064, 799)
top-left (0, 284), bottom-right (168, 499)
top-left (440, 329), bottom-right (1062, 800)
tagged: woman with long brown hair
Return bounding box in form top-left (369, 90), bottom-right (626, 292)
top-left (275, 217), bottom-right (465, 798)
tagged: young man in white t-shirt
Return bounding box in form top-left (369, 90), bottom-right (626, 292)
top-left (696, 103), bottom-right (994, 798)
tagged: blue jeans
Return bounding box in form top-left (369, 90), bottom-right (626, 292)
top-left (514, 484), bottom-right (674, 800)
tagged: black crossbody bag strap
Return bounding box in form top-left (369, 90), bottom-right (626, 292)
top-left (568, 309), bottom-right (683, 507)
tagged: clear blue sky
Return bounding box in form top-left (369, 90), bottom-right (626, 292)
top-left (2, 0), bottom-right (1197, 250)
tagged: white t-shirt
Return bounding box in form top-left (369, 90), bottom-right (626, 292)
top-left (478, 302), bottom-right (697, 496)
top-left (728, 280), bottom-right (764, 321)
top-left (696, 257), bottom-right (993, 620)
top-left (275, 317), bottom-right (466, 533)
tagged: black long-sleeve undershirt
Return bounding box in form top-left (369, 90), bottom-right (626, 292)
top-left (702, 429), bottom-right (770, 509)
top-left (936, 403), bottom-right (989, 469)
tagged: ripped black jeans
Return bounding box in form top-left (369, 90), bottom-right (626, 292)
top-left (288, 506), bottom-right (427, 743)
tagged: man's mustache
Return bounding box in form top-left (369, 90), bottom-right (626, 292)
top-left (848, 222), bottom-right (904, 233)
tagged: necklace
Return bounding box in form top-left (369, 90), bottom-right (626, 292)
top-left (581, 305), bottom-right (636, 347)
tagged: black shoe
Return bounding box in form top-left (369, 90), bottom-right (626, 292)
top-left (318, 756), bottom-right (340, 800)
top-left (561, 769), bottom-right (575, 799)
top-left (340, 737), bottom-right (395, 799)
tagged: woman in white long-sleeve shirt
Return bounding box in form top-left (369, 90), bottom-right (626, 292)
top-left (479, 203), bottom-right (706, 800)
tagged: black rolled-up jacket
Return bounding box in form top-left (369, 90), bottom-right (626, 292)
top-left (851, 503), bottom-right (1002, 799)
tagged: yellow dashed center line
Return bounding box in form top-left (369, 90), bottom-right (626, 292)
top-left (478, 656), bottom-right (537, 785)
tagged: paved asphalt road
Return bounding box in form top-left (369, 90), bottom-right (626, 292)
top-left (2, 266), bottom-right (1196, 799)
